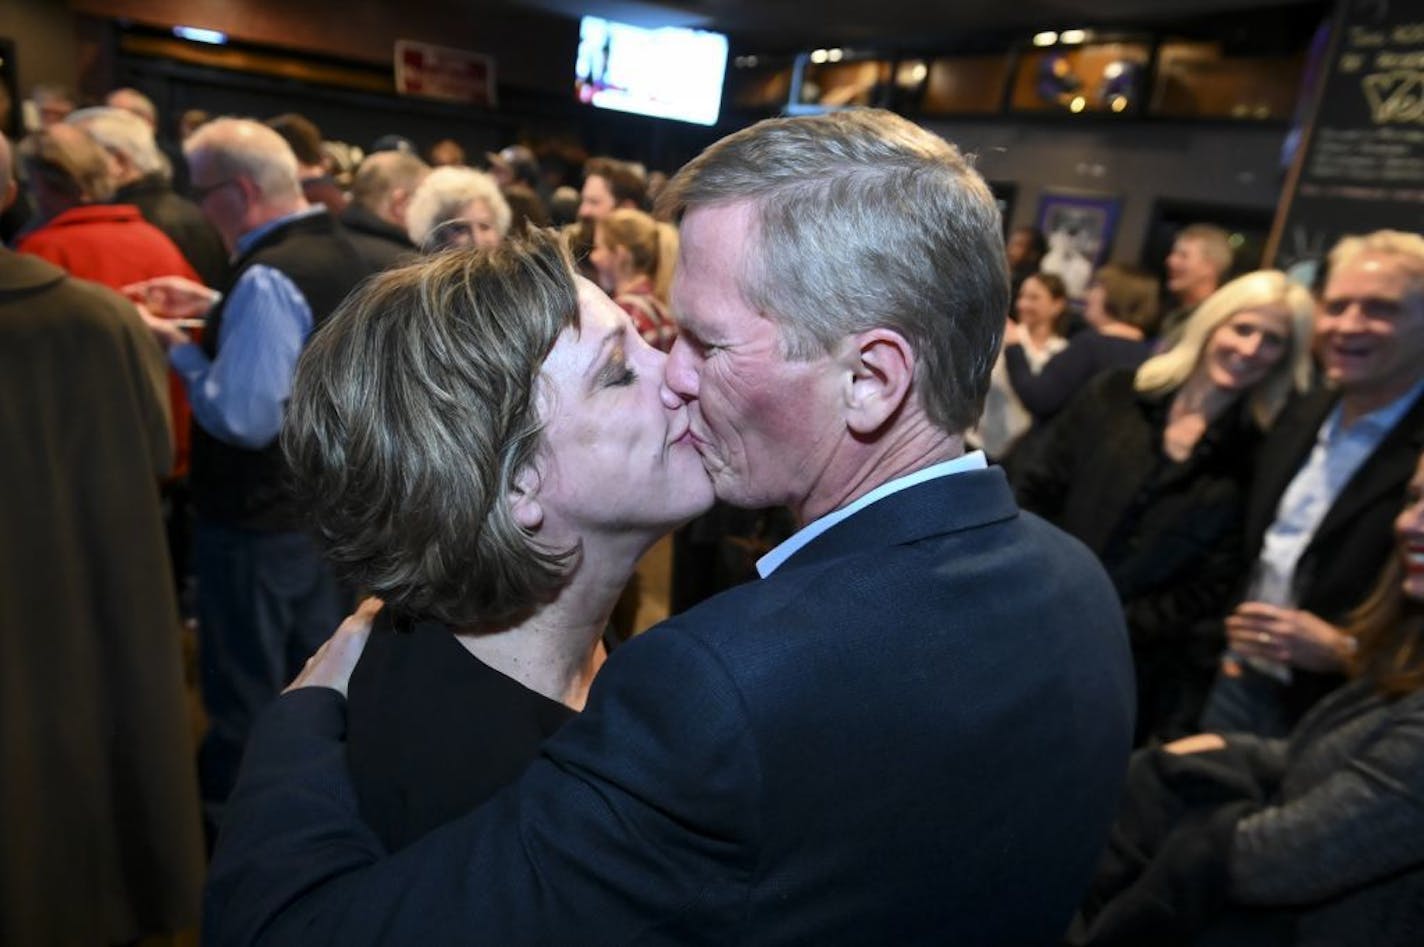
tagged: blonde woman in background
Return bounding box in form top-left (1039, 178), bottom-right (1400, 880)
top-left (1015, 270), bottom-right (1315, 743)
top-left (589, 207), bottom-right (678, 351)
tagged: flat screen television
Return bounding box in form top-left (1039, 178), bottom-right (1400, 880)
top-left (575, 16), bottom-right (728, 126)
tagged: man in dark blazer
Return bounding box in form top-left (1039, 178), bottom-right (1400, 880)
top-left (204, 110), bottom-right (1135, 946)
top-left (1206, 230), bottom-right (1424, 733)
top-left (338, 149), bottom-right (428, 271)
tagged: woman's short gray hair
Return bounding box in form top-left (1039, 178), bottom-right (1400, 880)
top-left (1135, 269), bottom-right (1315, 428)
top-left (67, 106), bottom-right (168, 179)
top-left (406, 166), bottom-right (512, 247)
top-left (283, 230), bottom-right (580, 626)
top-left (657, 108), bottom-right (1007, 434)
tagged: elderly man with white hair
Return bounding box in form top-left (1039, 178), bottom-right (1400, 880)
top-left (106, 85), bottom-right (192, 192)
top-left (129, 117), bottom-right (379, 841)
top-left (69, 105), bottom-right (227, 286)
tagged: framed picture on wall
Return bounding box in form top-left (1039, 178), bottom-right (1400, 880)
top-left (1035, 190), bottom-right (1122, 299)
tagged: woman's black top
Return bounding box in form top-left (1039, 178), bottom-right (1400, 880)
top-left (346, 611), bottom-right (576, 851)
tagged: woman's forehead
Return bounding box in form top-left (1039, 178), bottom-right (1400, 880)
top-left (540, 278), bottom-right (625, 370)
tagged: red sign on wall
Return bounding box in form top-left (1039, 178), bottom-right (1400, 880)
top-left (394, 39), bottom-right (497, 107)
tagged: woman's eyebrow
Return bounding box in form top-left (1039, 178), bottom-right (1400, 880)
top-left (584, 326), bottom-right (626, 382)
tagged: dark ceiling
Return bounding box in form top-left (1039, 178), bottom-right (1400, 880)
top-left (512, 0), bottom-right (1329, 52)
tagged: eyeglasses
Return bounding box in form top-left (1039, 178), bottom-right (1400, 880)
top-left (191, 178), bottom-right (239, 203)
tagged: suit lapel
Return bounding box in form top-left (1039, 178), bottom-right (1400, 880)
top-left (1245, 389), bottom-right (1336, 551)
top-left (1306, 387), bottom-right (1424, 551)
top-left (777, 466), bottom-right (1019, 576)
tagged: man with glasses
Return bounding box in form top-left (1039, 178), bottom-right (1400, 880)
top-left (1203, 229), bottom-right (1424, 735)
top-left (130, 117), bottom-right (377, 843)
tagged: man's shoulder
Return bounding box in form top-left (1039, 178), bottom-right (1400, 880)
top-left (665, 482), bottom-right (1117, 652)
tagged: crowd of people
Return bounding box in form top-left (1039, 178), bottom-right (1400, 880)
top-left (2, 81), bottom-right (1423, 947)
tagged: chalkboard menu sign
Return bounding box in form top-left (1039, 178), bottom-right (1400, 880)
top-left (1266, 0), bottom-right (1424, 276)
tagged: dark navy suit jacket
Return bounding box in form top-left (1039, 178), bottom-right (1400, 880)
top-left (206, 466), bottom-right (1134, 946)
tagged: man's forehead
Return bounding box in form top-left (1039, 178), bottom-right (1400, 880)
top-left (1325, 254), bottom-right (1410, 294)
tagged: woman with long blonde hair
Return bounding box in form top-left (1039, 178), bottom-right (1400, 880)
top-left (589, 207), bottom-right (678, 351)
top-left (1015, 270), bottom-right (1315, 743)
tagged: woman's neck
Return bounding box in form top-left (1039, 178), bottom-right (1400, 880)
top-left (1022, 321), bottom-right (1057, 349)
top-left (453, 533), bottom-right (646, 710)
top-left (613, 271), bottom-right (648, 297)
top-left (1172, 370), bottom-right (1238, 424)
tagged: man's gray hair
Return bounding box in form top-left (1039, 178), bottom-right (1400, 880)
top-left (1177, 223), bottom-right (1233, 280)
top-left (405, 166), bottom-right (511, 247)
top-left (106, 87), bottom-right (158, 126)
top-left (1329, 229), bottom-right (1424, 292)
top-left (657, 108), bottom-right (1007, 434)
top-left (184, 117), bottom-right (301, 202)
top-left (351, 150), bottom-right (429, 213)
top-left (67, 106), bottom-right (168, 179)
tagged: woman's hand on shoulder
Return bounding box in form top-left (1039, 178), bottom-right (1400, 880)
top-left (286, 597), bottom-right (383, 697)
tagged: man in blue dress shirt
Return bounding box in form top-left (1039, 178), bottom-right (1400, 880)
top-left (1205, 230), bottom-right (1424, 734)
top-left (135, 118), bottom-right (376, 839)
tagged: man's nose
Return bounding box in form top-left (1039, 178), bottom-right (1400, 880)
top-left (661, 335), bottom-right (697, 403)
top-left (1329, 300), bottom-right (1370, 330)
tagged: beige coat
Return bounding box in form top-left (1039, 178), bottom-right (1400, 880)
top-left (0, 250), bottom-right (203, 944)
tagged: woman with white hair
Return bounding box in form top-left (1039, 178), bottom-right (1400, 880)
top-left (405, 165), bottom-right (510, 252)
top-left (68, 106), bottom-right (228, 287)
top-left (1014, 270), bottom-right (1316, 744)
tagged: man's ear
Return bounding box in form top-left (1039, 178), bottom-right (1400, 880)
top-left (838, 328), bottom-right (916, 436)
top-left (233, 173), bottom-right (259, 209)
top-left (387, 186), bottom-right (412, 226)
top-left (508, 463), bottom-right (544, 531)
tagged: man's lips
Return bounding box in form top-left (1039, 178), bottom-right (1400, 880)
top-left (667, 418), bottom-right (702, 449)
top-left (1327, 339), bottom-right (1374, 360)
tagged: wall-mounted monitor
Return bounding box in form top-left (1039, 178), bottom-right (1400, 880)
top-left (575, 16), bottom-right (728, 126)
